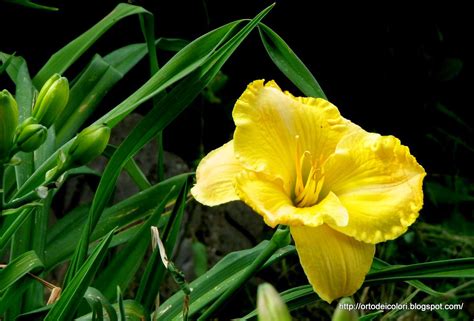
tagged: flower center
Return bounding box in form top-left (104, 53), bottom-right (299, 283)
top-left (294, 135), bottom-right (325, 207)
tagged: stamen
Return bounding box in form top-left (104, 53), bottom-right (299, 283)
top-left (294, 135), bottom-right (304, 195)
top-left (293, 138), bottom-right (325, 207)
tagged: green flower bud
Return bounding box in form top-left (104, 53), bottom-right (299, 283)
top-left (32, 73), bottom-right (69, 128)
top-left (332, 297), bottom-right (358, 321)
top-left (0, 89), bottom-right (19, 160)
top-left (15, 121), bottom-right (47, 152)
top-left (257, 283), bottom-right (291, 321)
top-left (68, 124), bottom-right (110, 165)
top-left (272, 225), bottom-right (291, 248)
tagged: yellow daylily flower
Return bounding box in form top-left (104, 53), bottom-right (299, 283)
top-left (191, 80), bottom-right (426, 303)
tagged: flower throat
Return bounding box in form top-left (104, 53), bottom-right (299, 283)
top-left (294, 135), bottom-right (325, 207)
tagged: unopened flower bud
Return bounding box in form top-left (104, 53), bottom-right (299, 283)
top-left (68, 124), bottom-right (110, 165)
top-left (0, 89), bottom-right (19, 160)
top-left (15, 121), bottom-right (47, 152)
top-left (272, 225), bottom-right (291, 248)
top-left (332, 297), bottom-right (358, 321)
top-left (32, 74), bottom-right (69, 128)
top-left (257, 283), bottom-right (291, 321)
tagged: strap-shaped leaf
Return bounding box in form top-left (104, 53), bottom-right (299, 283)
top-left (3, 0), bottom-right (57, 11)
top-left (0, 53), bottom-right (35, 186)
top-left (0, 209), bottom-right (33, 251)
top-left (366, 257), bottom-right (474, 283)
top-left (135, 178), bottom-right (190, 309)
top-left (0, 250), bottom-right (44, 292)
top-left (258, 23), bottom-right (327, 99)
top-left (33, 3), bottom-right (150, 87)
top-left (103, 38), bottom-right (188, 76)
top-left (12, 18), bottom-right (241, 203)
top-left (44, 174), bottom-right (188, 270)
top-left (54, 55), bottom-right (123, 145)
top-left (241, 257), bottom-right (474, 319)
top-left (44, 229), bottom-right (115, 321)
top-left (84, 287), bottom-right (117, 321)
top-left (92, 185), bottom-right (177, 299)
top-left (76, 300), bottom-right (150, 321)
top-left (65, 3), bottom-right (274, 286)
top-left (156, 243), bottom-right (294, 320)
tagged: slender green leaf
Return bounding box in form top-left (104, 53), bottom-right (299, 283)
top-left (1, 53), bottom-right (39, 317)
top-left (103, 145), bottom-right (151, 191)
top-left (44, 174), bottom-right (188, 269)
top-left (33, 3), bottom-right (150, 87)
top-left (85, 297), bottom-right (103, 321)
top-left (370, 258), bottom-right (443, 297)
top-left (366, 257), bottom-right (474, 283)
top-left (117, 287), bottom-right (125, 321)
top-left (15, 288), bottom-right (117, 321)
top-left (0, 209), bottom-right (33, 251)
top-left (359, 311), bottom-right (384, 321)
top-left (92, 185), bottom-right (177, 299)
top-left (102, 44), bottom-right (147, 76)
top-left (27, 127), bottom-right (57, 313)
top-left (67, 6), bottom-right (271, 286)
top-left (135, 178), bottom-right (190, 309)
top-left (13, 303), bottom-right (52, 320)
top-left (192, 241), bottom-right (208, 277)
top-left (435, 102), bottom-right (471, 130)
top-left (141, 14), bottom-right (165, 182)
top-left (76, 300), bottom-right (150, 321)
top-left (0, 277), bottom-right (33, 315)
top-left (0, 53), bottom-right (35, 187)
top-left (94, 20), bottom-right (242, 128)
top-left (156, 243), bottom-right (294, 321)
top-left (54, 54), bottom-right (123, 145)
top-left (103, 38), bottom-right (188, 77)
top-left (258, 23), bottom-right (326, 99)
top-left (55, 37), bottom-right (188, 146)
top-left (44, 229), bottom-right (116, 321)
top-left (0, 250), bottom-right (44, 292)
top-left (4, 0), bottom-right (57, 11)
top-left (198, 226), bottom-right (290, 321)
top-left (23, 194), bottom-right (53, 310)
top-left (248, 257), bottom-right (474, 318)
top-left (0, 53), bottom-right (14, 75)
top-left (162, 178), bottom-right (189, 254)
top-left (84, 287), bottom-right (117, 321)
top-left (12, 19), bottom-right (241, 202)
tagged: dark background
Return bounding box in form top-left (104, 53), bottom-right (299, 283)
top-left (1, 1), bottom-right (473, 221)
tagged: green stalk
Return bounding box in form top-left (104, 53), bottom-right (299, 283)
top-left (197, 226), bottom-right (290, 320)
top-left (140, 13), bottom-right (164, 182)
top-left (0, 163), bottom-right (5, 238)
top-left (0, 162), bottom-right (4, 213)
top-left (8, 212), bottom-right (33, 319)
top-left (23, 194), bottom-right (53, 310)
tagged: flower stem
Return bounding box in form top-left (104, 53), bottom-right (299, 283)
top-left (197, 225), bottom-right (290, 320)
top-left (0, 162), bottom-right (5, 214)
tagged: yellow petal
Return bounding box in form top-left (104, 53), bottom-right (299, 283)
top-left (291, 224), bottom-right (375, 303)
top-left (323, 129), bottom-right (426, 243)
top-left (233, 80), bottom-right (349, 191)
top-left (191, 140), bottom-right (242, 206)
top-left (235, 171), bottom-right (349, 228)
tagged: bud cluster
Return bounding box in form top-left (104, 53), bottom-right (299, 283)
top-left (1, 73), bottom-right (70, 161)
top-left (2, 74), bottom-right (110, 176)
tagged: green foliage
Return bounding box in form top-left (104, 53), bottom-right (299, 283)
top-left (0, 2), bottom-right (472, 320)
